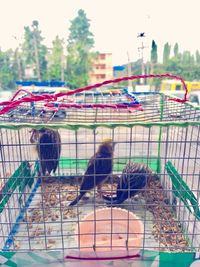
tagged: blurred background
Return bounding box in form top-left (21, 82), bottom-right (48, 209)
top-left (0, 0), bottom-right (200, 104)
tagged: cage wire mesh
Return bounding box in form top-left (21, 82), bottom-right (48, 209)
top-left (0, 74), bottom-right (200, 266)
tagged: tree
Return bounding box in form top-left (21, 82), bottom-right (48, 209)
top-left (47, 36), bottom-right (65, 81)
top-left (13, 46), bottom-right (23, 81)
top-left (150, 40), bottom-right (158, 64)
top-left (150, 40), bottom-right (158, 79)
top-left (181, 51), bottom-right (194, 65)
top-left (0, 49), bottom-right (16, 89)
top-left (163, 42), bottom-right (171, 64)
top-left (195, 50), bottom-right (200, 64)
top-left (22, 20), bottom-right (47, 81)
top-left (66, 9), bottom-right (95, 88)
top-left (162, 50), bottom-right (200, 81)
top-left (173, 43), bottom-right (179, 58)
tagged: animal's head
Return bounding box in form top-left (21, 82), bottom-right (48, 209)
top-left (30, 128), bottom-right (47, 143)
top-left (98, 138), bottom-right (116, 155)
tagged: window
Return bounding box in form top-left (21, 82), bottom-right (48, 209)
top-left (100, 64), bottom-right (106, 69)
top-left (100, 54), bottom-right (105, 60)
top-left (95, 74), bottom-right (106, 79)
top-left (175, 85), bottom-right (182, 90)
top-left (95, 64), bottom-right (105, 69)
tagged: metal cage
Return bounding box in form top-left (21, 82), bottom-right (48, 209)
top-left (0, 75), bottom-right (200, 267)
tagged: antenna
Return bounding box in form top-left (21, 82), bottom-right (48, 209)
top-left (137, 32), bottom-right (148, 84)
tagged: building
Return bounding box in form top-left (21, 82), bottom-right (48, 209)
top-left (89, 53), bottom-right (113, 85)
top-left (24, 65), bottom-right (35, 79)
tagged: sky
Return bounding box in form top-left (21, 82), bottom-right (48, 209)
top-left (0, 0), bottom-right (199, 65)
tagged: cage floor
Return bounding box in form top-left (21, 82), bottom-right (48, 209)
top-left (5, 178), bottom-right (190, 253)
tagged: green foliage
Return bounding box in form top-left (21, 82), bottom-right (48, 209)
top-left (173, 43), bottom-right (179, 58)
top-left (47, 36), bottom-right (65, 81)
top-left (22, 26), bottom-right (34, 65)
top-left (163, 42), bottom-right (171, 64)
top-left (149, 63), bottom-right (166, 90)
top-left (150, 40), bottom-right (158, 64)
top-left (1, 12), bottom-right (200, 91)
top-left (0, 49), bottom-right (16, 89)
top-left (66, 9), bottom-right (95, 88)
top-left (163, 55), bottom-right (200, 81)
top-left (195, 50), bottom-right (200, 64)
top-left (12, 47), bottom-right (23, 81)
top-left (22, 20), bottom-right (47, 81)
top-left (159, 42), bottom-right (200, 83)
top-left (181, 51), bottom-right (194, 65)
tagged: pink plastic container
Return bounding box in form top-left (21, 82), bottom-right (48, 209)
top-left (73, 207), bottom-right (144, 258)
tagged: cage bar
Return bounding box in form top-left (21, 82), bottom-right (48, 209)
top-left (0, 76), bottom-right (200, 266)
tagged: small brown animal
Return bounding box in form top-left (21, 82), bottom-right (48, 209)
top-left (30, 128), bottom-right (61, 177)
top-left (69, 139), bottom-right (115, 206)
top-left (103, 162), bottom-right (155, 205)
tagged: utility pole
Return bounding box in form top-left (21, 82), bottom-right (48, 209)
top-left (13, 36), bottom-right (22, 81)
top-left (32, 29), bottom-right (41, 81)
top-left (127, 51), bottom-right (132, 92)
top-left (137, 32), bottom-right (148, 85)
